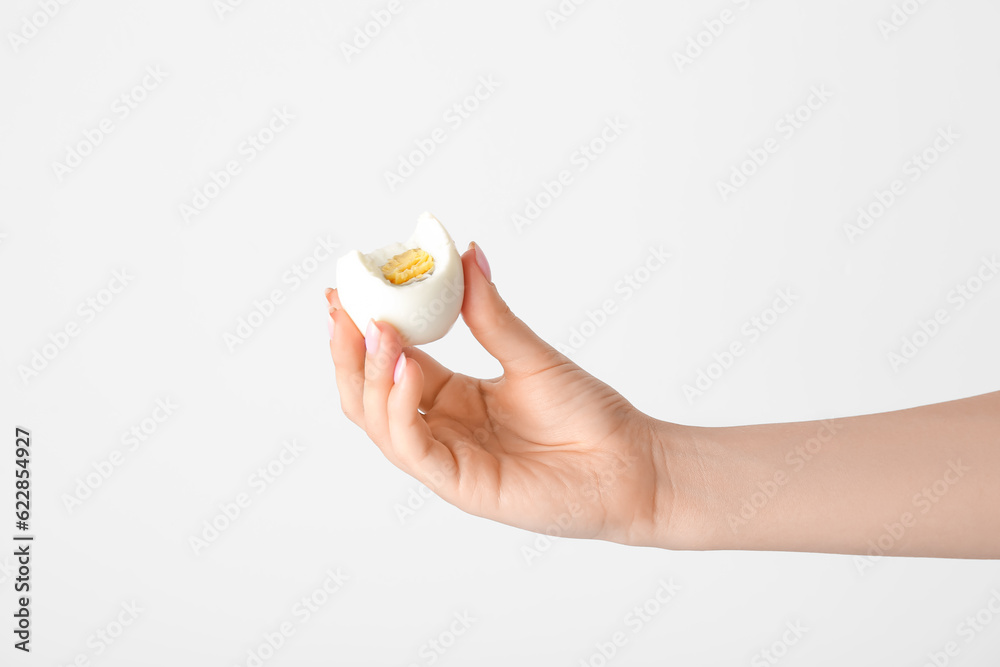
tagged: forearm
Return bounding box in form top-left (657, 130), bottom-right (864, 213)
top-left (655, 391), bottom-right (1000, 558)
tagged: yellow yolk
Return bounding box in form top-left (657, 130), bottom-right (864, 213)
top-left (380, 248), bottom-right (435, 285)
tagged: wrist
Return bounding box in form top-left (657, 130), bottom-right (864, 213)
top-left (598, 409), bottom-right (736, 551)
top-left (641, 417), bottom-right (726, 551)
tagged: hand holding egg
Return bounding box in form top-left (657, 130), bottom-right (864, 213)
top-left (325, 237), bottom-right (668, 550)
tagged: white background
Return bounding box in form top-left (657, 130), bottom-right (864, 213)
top-left (2, 0), bottom-right (1000, 664)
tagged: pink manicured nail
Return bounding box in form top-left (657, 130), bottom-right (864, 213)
top-left (393, 353), bottom-right (406, 383)
top-left (365, 319), bottom-right (380, 354)
top-left (328, 314), bottom-right (335, 339)
top-left (471, 242), bottom-right (491, 282)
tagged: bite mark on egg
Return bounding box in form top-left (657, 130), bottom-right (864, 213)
top-left (380, 248), bottom-right (435, 285)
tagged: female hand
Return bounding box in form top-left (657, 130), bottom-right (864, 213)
top-left (326, 243), bottom-right (680, 547)
top-left (326, 242), bottom-right (1000, 558)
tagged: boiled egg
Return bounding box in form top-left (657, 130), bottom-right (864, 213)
top-left (335, 212), bottom-right (465, 345)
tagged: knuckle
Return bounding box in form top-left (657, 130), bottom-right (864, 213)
top-left (486, 298), bottom-right (517, 333)
top-left (345, 369), bottom-right (365, 393)
top-left (339, 396), bottom-right (364, 426)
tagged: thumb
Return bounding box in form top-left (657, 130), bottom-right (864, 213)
top-left (460, 242), bottom-right (562, 377)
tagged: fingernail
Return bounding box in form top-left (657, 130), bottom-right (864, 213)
top-left (365, 319), bottom-right (381, 354)
top-left (393, 353), bottom-right (406, 383)
top-left (471, 241), bottom-right (491, 282)
top-left (328, 313), bottom-right (335, 339)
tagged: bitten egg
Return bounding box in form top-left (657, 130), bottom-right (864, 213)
top-left (335, 212), bottom-right (465, 345)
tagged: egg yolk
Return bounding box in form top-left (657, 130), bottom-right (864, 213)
top-left (381, 248), bottom-right (435, 285)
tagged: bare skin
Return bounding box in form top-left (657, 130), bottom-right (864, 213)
top-left (326, 242), bottom-right (1000, 558)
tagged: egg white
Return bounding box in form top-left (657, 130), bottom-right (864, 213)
top-left (335, 212), bottom-right (465, 345)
